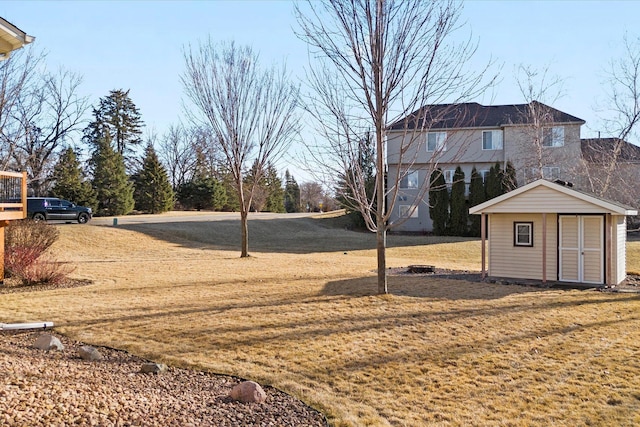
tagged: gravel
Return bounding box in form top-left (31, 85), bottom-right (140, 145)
top-left (0, 330), bottom-right (327, 427)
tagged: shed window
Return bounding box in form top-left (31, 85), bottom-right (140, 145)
top-left (514, 222), bottom-right (533, 247)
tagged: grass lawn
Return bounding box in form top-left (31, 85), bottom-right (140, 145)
top-left (2, 212), bottom-right (640, 426)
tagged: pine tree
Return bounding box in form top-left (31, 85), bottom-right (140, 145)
top-left (51, 147), bottom-right (97, 211)
top-left (176, 177), bottom-right (226, 211)
top-left (485, 162), bottom-right (503, 200)
top-left (448, 166), bottom-right (468, 236)
top-left (468, 167), bottom-right (485, 237)
top-left (502, 161), bottom-right (518, 193)
top-left (83, 89), bottom-right (144, 170)
top-left (429, 168), bottom-right (449, 235)
top-left (335, 133), bottom-right (376, 227)
top-left (134, 143), bottom-right (174, 214)
top-left (264, 164), bottom-right (285, 213)
top-left (284, 170), bottom-right (301, 213)
top-left (90, 135), bottom-right (135, 216)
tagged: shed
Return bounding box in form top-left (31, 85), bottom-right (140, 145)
top-left (469, 179), bottom-right (638, 286)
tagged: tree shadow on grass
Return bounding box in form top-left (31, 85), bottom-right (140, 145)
top-left (322, 275), bottom-right (558, 300)
top-left (113, 216), bottom-right (472, 254)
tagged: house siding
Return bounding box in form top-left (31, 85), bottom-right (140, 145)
top-left (488, 213), bottom-right (557, 280)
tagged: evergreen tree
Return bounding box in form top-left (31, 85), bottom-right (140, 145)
top-left (485, 162), bottom-right (503, 200)
top-left (448, 166), bottom-right (467, 236)
top-left (83, 89), bottom-right (144, 170)
top-left (90, 135), bottom-right (135, 216)
top-left (502, 161), bottom-right (518, 193)
top-left (134, 143), bottom-right (174, 214)
top-left (264, 164), bottom-right (285, 213)
top-left (429, 168), bottom-right (449, 235)
top-left (51, 147), bottom-right (97, 211)
top-left (284, 170), bottom-right (301, 213)
top-left (335, 133), bottom-right (376, 228)
top-left (176, 177), bottom-right (226, 211)
top-left (468, 166), bottom-right (485, 237)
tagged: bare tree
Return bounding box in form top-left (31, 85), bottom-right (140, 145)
top-left (296, 0), bottom-right (494, 293)
top-left (0, 47), bottom-right (41, 170)
top-left (299, 181), bottom-right (325, 212)
top-left (182, 40), bottom-right (299, 257)
top-left (592, 33), bottom-right (640, 199)
top-left (512, 65), bottom-right (574, 184)
top-left (12, 68), bottom-right (89, 195)
top-left (157, 124), bottom-right (218, 189)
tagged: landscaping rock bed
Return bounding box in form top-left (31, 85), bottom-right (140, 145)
top-left (388, 266), bottom-right (640, 292)
top-left (0, 330), bottom-right (327, 427)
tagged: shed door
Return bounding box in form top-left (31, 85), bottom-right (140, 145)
top-left (559, 215), bottom-right (603, 284)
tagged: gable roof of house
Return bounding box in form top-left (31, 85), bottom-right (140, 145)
top-left (469, 179), bottom-right (637, 216)
top-left (581, 138), bottom-right (640, 163)
top-left (388, 101), bottom-right (585, 131)
top-left (0, 17), bottom-right (34, 59)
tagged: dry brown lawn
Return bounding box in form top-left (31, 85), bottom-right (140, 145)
top-left (2, 212), bottom-right (640, 426)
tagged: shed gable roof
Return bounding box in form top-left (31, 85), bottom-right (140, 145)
top-left (469, 179), bottom-right (637, 216)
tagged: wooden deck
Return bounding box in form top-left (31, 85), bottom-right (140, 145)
top-left (0, 171), bottom-right (26, 222)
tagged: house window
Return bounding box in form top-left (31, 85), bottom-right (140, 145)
top-left (480, 170), bottom-right (490, 182)
top-left (542, 166), bottom-right (560, 180)
top-left (444, 169), bottom-right (455, 184)
top-left (542, 126), bottom-right (564, 147)
top-left (400, 170), bottom-right (419, 189)
top-left (514, 222), bottom-right (533, 247)
top-left (528, 167), bottom-right (560, 181)
top-left (427, 132), bottom-right (447, 152)
top-left (482, 130), bottom-right (503, 150)
top-left (399, 205), bottom-right (418, 218)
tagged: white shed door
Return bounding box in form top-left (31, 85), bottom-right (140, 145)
top-left (559, 215), bottom-right (603, 284)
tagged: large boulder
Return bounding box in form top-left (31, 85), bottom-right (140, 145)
top-left (78, 345), bottom-right (103, 361)
top-left (140, 363), bottom-right (167, 374)
top-left (229, 381), bottom-right (267, 403)
top-left (33, 334), bottom-right (64, 351)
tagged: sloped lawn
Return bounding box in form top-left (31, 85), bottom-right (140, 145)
top-left (1, 213), bottom-right (639, 426)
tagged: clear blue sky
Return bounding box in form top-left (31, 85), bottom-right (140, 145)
top-left (1, 1), bottom-right (639, 178)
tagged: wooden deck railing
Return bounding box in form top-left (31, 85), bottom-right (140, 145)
top-left (0, 171), bottom-right (27, 221)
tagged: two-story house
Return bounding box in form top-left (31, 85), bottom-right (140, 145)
top-left (386, 101), bottom-right (587, 232)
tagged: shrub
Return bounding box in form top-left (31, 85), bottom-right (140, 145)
top-left (5, 219), bottom-right (60, 255)
top-left (6, 249), bottom-right (75, 286)
top-left (4, 219), bottom-right (64, 285)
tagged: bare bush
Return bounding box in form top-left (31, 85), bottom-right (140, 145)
top-left (11, 255), bottom-right (75, 286)
top-left (4, 219), bottom-right (61, 284)
top-left (5, 219), bottom-right (60, 254)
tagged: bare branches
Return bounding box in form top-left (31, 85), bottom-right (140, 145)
top-left (0, 47), bottom-right (42, 170)
top-left (182, 40), bottom-right (300, 257)
top-left (296, 0), bottom-right (494, 293)
top-left (11, 68), bottom-right (89, 196)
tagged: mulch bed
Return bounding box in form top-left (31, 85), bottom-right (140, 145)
top-left (389, 266), bottom-right (640, 292)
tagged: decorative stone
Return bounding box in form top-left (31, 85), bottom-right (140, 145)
top-left (140, 363), bottom-right (167, 374)
top-left (78, 345), bottom-right (103, 361)
top-left (229, 381), bottom-right (267, 403)
top-left (33, 334), bottom-right (64, 351)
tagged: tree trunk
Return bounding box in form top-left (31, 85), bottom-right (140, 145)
top-left (376, 222), bottom-right (387, 294)
top-left (240, 208), bottom-right (249, 258)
